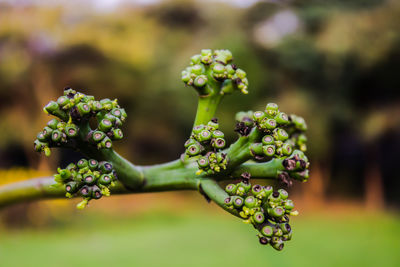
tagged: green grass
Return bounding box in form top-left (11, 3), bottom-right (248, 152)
top-left (0, 210), bottom-right (399, 267)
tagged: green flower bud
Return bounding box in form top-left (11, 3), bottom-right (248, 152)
top-left (44, 101), bottom-right (59, 114)
top-left (212, 130), bottom-right (224, 138)
top-left (76, 102), bottom-right (91, 116)
top-left (88, 159), bottom-right (99, 170)
top-left (98, 174), bottom-right (113, 185)
top-left (184, 138), bottom-right (196, 148)
top-left (265, 102), bottom-right (278, 112)
top-left (36, 131), bottom-right (47, 142)
top-left (191, 64), bottom-right (203, 75)
top-left (251, 184), bottom-right (263, 196)
top-left (261, 224), bottom-right (274, 237)
top-left (77, 158), bottom-right (88, 169)
top-left (249, 143), bottom-right (263, 156)
top-left (274, 128), bottom-right (289, 141)
top-left (198, 130), bottom-right (212, 142)
top-left (197, 156), bottom-right (209, 168)
top-left (278, 189), bottom-right (289, 200)
top-left (100, 137), bottom-right (113, 149)
top-left (57, 96), bottom-right (70, 108)
top-left (212, 63), bottom-right (225, 74)
top-left (80, 185), bottom-right (92, 197)
top-left (100, 99), bottom-right (114, 110)
top-left (260, 118), bottom-right (277, 130)
top-left (187, 143), bottom-right (201, 156)
top-left (268, 191), bottom-right (281, 202)
top-left (263, 145), bottom-right (275, 157)
top-left (194, 75), bottom-right (207, 87)
top-left (99, 161), bottom-right (113, 173)
top-left (253, 212), bottom-right (265, 224)
top-left (282, 232), bottom-right (292, 241)
top-left (103, 113), bottom-right (116, 123)
top-left (244, 196), bottom-right (257, 208)
top-left (192, 125), bottom-right (205, 134)
top-left (275, 112), bottom-right (289, 125)
top-left (91, 185), bottom-right (102, 199)
top-left (51, 130), bottom-right (62, 143)
top-left (262, 135), bottom-right (274, 145)
top-left (280, 223), bottom-right (292, 234)
top-left (83, 173), bottom-right (96, 185)
top-left (284, 199), bottom-right (295, 211)
top-left (91, 101), bottom-right (103, 112)
top-left (225, 184), bottom-right (237, 195)
top-left (282, 143), bottom-right (292, 156)
top-left (65, 181), bottom-right (79, 194)
top-left (264, 185), bottom-right (273, 196)
top-left (214, 49), bottom-right (232, 64)
top-left (253, 111), bottom-right (266, 122)
top-left (239, 181), bottom-right (251, 192)
top-left (272, 240), bottom-right (284, 251)
top-left (236, 186), bottom-right (246, 197)
top-left (207, 119), bottom-right (219, 130)
top-left (181, 71), bottom-right (191, 83)
top-left (65, 124), bottom-right (78, 138)
top-left (212, 138), bottom-right (226, 149)
top-left (66, 163), bottom-right (77, 171)
top-left (235, 69), bottom-right (246, 79)
top-left (224, 197), bottom-right (233, 206)
top-left (47, 119), bottom-right (59, 130)
top-left (269, 206), bottom-right (285, 218)
top-left (99, 119), bottom-right (113, 132)
top-left (259, 236), bottom-right (270, 245)
top-left (190, 54), bottom-right (201, 65)
top-left (92, 130), bottom-right (105, 142)
top-left (59, 168), bottom-right (72, 180)
top-left (42, 126), bottom-right (53, 139)
top-left (232, 196), bottom-right (244, 208)
top-left (110, 108), bottom-right (122, 118)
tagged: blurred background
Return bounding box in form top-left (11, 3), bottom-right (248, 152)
top-left (0, 0), bottom-right (399, 266)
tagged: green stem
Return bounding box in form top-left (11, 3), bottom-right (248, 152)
top-left (193, 95), bottom-right (223, 126)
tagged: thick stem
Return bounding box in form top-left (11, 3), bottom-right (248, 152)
top-left (193, 95), bottom-right (223, 126)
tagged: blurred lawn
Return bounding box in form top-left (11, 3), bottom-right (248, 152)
top-left (0, 209), bottom-right (399, 267)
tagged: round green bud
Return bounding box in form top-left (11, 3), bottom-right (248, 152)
top-left (212, 130), bottom-right (224, 138)
top-left (251, 184), bottom-right (263, 196)
top-left (59, 168), bottom-right (72, 180)
top-left (110, 108), bottom-right (122, 118)
top-left (284, 199), bottom-right (294, 211)
top-left (261, 118), bottom-right (277, 130)
top-left (212, 63), bottom-right (225, 74)
top-left (192, 125), bottom-right (205, 134)
top-left (236, 186), bottom-right (246, 196)
top-left (194, 75), bottom-right (207, 87)
top-left (191, 64), bottom-right (203, 75)
top-left (262, 135), bottom-right (274, 145)
top-left (272, 240), bottom-right (284, 251)
top-left (80, 185), bottom-right (92, 197)
top-left (269, 206), bottom-right (285, 218)
top-left (99, 119), bottom-right (113, 132)
top-left (278, 189), bottom-right (289, 200)
top-left (112, 128), bottom-right (123, 140)
top-left (244, 196), bottom-right (257, 208)
top-left (99, 161), bottom-right (113, 173)
top-left (51, 130), bottom-right (62, 143)
top-left (44, 101), bottom-right (59, 114)
top-left (275, 112), bottom-right (289, 125)
top-left (207, 119), bottom-right (219, 130)
top-left (184, 138), bottom-right (196, 148)
top-left (65, 181), bottom-right (79, 194)
top-left (280, 223), bottom-right (292, 234)
top-left (98, 174), bottom-right (113, 185)
top-left (100, 99), bottom-right (113, 110)
top-left (212, 138), bottom-right (226, 149)
top-left (239, 181), bottom-right (251, 192)
top-left (91, 101), bottom-right (103, 112)
top-left (268, 191), bottom-right (281, 202)
top-left (265, 103), bottom-right (278, 112)
top-left (253, 212), bottom-right (265, 224)
top-left (88, 159), bottom-right (99, 170)
top-left (225, 184), bottom-right (237, 195)
top-left (261, 224), bottom-right (274, 237)
top-left (232, 196), bottom-right (244, 208)
top-left (282, 143), bottom-right (292, 156)
top-left (190, 54), bottom-right (201, 65)
top-left (65, 124), bottom-right (78, 138)
top-left (66, 163), bottom-right (77, 171)
top-left (57, 96), bottom-right (70, 108)
top-left (282, 232), bottom-right (292, 241)
top-left (263, 145), bottom-right (276, 157)
top-left (83, 173), bottom-right (96, 185)
top-left (37, 131), bottom-right (47, 142)
top-left (253, 111), bottom-right (266, 122)
top-left (264, 185), bottom-right (273, 197)
top-left (291, 115), bottom-right (307, 131)
top-left (76, 102), bottom-right (91, 116)
top-left (274, 128), bottom-right (289, 141)
top-left (91, 185), bottom-right (102, 199)
top-left (103, 113), bottom-right (116, 123)
top-left (187, 143), bottom-right (201, 156)
top-left (197, 157), bottom-right (209, 168)
top-left (181, 71), bottom-right (191, 83)
top-left (259, 236), bottom-right (270, 245)
top-left (92, 130), bottom-right (105, 142)
top-left (47, 118), bottom-right (60, 130)
top-left (224, 197), bottom-right (233, 206)
top-left (77, 159), bottom-right (88, 169)
top-left (100, 137), bottom-right (113, 149)
top-left (42, 126), bottom-right (53, 139)
top-left (198, 130), bottom-right (212, 142)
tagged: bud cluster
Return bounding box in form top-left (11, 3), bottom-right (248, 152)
top-left (224, 177), bottom-right (296, 251)
top-left (181, 49), bottom-right (249, 95)
top-left (250, 103), bottom-right (308, 160)
top-left (281, 150), bottom-right (310, 182)
top-left (184, 118), bottom-right (228, 174)
top-left (34, 88), bottom-right (127, 155)
top-left (54, 158), bottom-right (117, 209)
